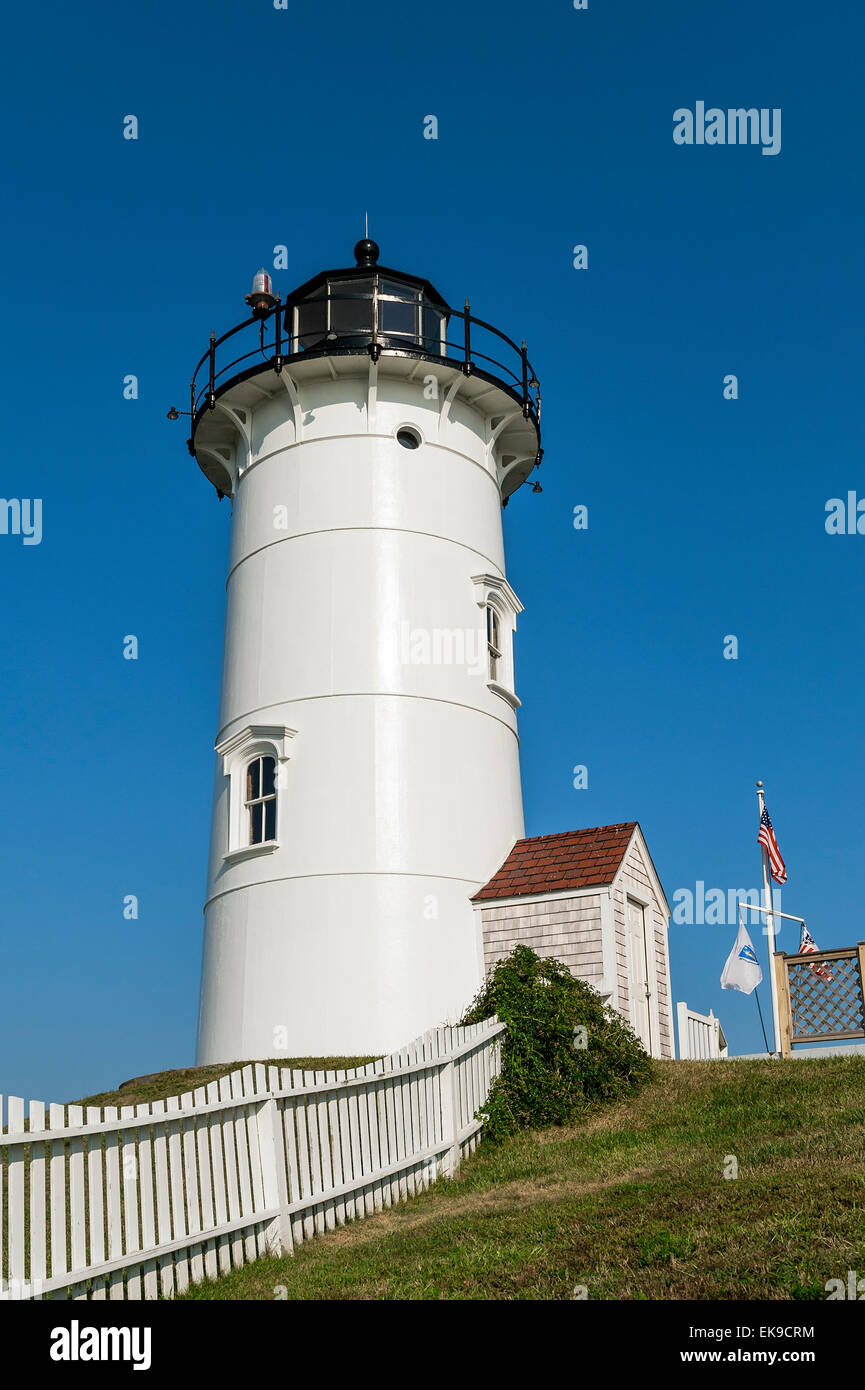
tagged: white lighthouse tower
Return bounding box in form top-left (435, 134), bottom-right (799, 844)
top-left (186, 237), bottom-right (542, 1063)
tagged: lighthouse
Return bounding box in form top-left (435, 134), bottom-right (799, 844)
top-left (186, 237), bottom-right (542, 1063)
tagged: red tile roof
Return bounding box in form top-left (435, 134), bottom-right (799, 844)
top-left (471, 823), bottom-right (639, 902)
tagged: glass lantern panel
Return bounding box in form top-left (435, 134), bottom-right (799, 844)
top-left (421, 305), bottom-right (444, 352)
top-left (329, 278), bottom-right (374, 336)
top-left (379, 296), bottom-right (417, 338)
top-left (296, 288), bottom-right (326, 348)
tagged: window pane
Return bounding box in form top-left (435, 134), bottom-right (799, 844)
top-left (250, 802), bottom-right (263, 845)
top-left (330, 299), bottom-right (373, 335)
top-left (331, 277), bottom-right (373, 297)
top-left (246, 758), bottom-right (260, 802)
top-left (261, 757), bottom-right (275, 797)
top-left (379, 279), bottom-right (417, 300)
top-left (264, 799), bottom-right (276, 842)
top-left (296, 294), bottom-right (326, 348)
top-left (330, 278), bottom-right (373, 336)
top-left (421, 306), bottom-right (444, 352)
top-left (379, 296), bottom-right (417, 338)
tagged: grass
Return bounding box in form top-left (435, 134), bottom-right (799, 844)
top-left (74, 1058), bottom-right (378, 1109)
top-left (179, 1057), bottom-right (865, 1300)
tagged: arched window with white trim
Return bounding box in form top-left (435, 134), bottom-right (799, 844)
top-left (472, 574), bottom-right (523, 709)
top-left (214, 723), bottom-right (296, 862)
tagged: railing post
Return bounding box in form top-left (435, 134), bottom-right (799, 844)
top-left (773, 952), bottom-right (793, 1057)
top-left (256, 1095), bottom-right (293, 1257)
top-left (521, 339), bottom-right (529, 417)
top-left (439, 1045), bottom-right (462, 1178)
top-left (369, 279), bottom-right (381, 361)
top-left (274, 294), bottom-right (283, 374)
top-left (857, 942), bottom-right (865, 1022)
top-left (462, 299), bottom-right (472, 376)
top-left (187, 380), bottom-right (196, 455)
top-left (207, 331), bottom-right (216, 410)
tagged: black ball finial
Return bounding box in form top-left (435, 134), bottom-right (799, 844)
top-left (354, 237), bottom-right (380, 268)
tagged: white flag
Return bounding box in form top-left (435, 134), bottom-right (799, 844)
top-left (721, 923), bottom-right (763, 995)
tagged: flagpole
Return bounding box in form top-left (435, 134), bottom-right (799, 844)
top-left (756, 780), bottom-right (782, 1054)
top-left (754, 989), bottom-right (771, 1054)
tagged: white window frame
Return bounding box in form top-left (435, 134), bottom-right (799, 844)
top-left (215, 723), bottom-right (297, 863)
top-left (471, 573), bottom-right (523, 708)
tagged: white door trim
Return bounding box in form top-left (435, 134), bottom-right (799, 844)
top-left (625, 893), bottom-right (657, 1056)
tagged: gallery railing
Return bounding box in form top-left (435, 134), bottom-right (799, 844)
top-left (185, 285), bottom-right (542, 456)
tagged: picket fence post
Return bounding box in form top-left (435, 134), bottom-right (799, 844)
top-left (256, 1095), bottom-right (293, 1257)
top-left (439, 1032), bottom-right (462, 1177)
top-left (676, 1001), bottom-right (690, 1059)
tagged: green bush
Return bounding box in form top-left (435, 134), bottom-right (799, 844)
top-left (461, 945), bottom-right (653, 1142)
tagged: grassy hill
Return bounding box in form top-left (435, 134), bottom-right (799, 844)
top-left (180, 1056), bottom-right (865, 1300)
top-left (74, 1057), bottom-right (377, 1109)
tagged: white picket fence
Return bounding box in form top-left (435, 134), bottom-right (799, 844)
top-left (0, 1018), bottom-right (505, 1301)
top-left (676, 1002), bottom-right (728, 1060)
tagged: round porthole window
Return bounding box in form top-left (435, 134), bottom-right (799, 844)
top-left (396, 426), bottom-right (421, 450)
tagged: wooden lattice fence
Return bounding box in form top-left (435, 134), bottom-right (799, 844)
top-left (773, 943), bottom-right (865, 1056)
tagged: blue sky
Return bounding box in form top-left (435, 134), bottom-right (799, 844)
top-left (2, 0), bottom-right (863, 1100)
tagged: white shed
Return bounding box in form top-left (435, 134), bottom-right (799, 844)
top-left (472, 822), bottom-right (674, 1058)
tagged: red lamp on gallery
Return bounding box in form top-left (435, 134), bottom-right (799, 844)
top-left (245, 269), bottom-right (277, 318)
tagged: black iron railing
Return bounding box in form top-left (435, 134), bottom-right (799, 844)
top-left (187, 285), bottom-right (541, 453)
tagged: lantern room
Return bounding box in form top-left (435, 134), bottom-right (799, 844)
top-left (290, 237), bottom-right (450, 355)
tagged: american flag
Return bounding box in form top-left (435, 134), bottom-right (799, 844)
top-left (758, 805), bottom-right (787, 884)
top-left (798, 924), bottom-right (833, 982)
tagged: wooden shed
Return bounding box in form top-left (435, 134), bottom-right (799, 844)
top-left (472, 822), bottom-right (674, 1058)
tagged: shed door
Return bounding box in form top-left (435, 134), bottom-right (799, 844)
top-left (628, 899), bottom-right (652, 1053)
